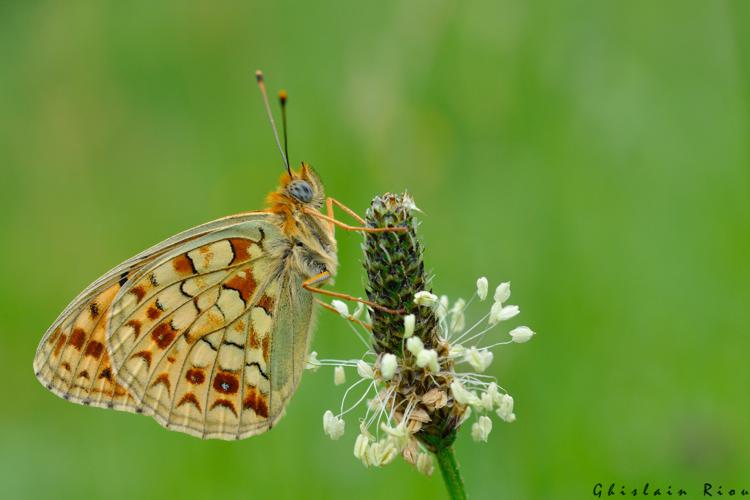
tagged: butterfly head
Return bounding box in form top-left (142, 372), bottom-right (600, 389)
top-left (285, 163), bottom-right (325, 207)
top-left (267, 162), bottom-right (326, 214)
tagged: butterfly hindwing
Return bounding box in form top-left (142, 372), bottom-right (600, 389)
top-left (34, 213), bottom-right (322, 439)
top-left (269, 271), bottom-right (315, 414)
top-left (32, 211), bottom-right (271, 407)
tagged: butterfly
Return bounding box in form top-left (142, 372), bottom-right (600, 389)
top-left (33, 71), bottom-right (403, 440)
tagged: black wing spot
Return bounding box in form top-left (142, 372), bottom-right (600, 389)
top-left (201, 337), bottom-right (219, 351)
top-left (257, 228), bottom-right (266, 248)
top-left (119, 272), bottom-right (129, 287)
top-left (245, 361), bottom-right (269, 381)
top-left (214, 301), bottom-right (226, 318)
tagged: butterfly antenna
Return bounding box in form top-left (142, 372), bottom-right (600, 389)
top-left (279, 90), bottom-right (290, 168)
top-left (255, 70), bottom-right (291, 176)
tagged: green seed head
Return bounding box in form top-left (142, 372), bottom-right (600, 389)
top-left (362, 193), bottom-right (462, 451)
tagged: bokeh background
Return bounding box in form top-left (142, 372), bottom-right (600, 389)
top-left (1, 1), bottom-right (749, 498)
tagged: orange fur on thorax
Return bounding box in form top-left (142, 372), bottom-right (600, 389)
top-left (265, 172), bottom-right (300, 236)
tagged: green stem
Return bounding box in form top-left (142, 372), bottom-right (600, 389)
top-left (435, 445), bottom-right (468, 500)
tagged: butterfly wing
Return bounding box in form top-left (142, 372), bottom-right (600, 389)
top-left (32, 212), bottom-right (267, 409)
top-left (112, 260), bottom-right (314, 440)
top-left (34, 281), bottom-right (136, 409)
top-left (34, 212), bottom-right (317, 440)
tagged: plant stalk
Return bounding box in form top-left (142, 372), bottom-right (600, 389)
top-left (435, 445), bottom-right (467, 500)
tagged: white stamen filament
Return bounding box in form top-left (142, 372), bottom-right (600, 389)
top-left (452, 311), bottom-right (492, 344)
top-left (339, 377), bottom-right (369, 415)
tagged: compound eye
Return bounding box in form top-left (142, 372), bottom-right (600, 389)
top-left (288, 180), bottom-right (313, 203)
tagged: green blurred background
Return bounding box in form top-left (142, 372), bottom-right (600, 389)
top-left (1, 1), bottom-right (749, 498)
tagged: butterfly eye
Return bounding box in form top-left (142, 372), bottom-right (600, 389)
top-left (288, 180), bottom-right (313, 203)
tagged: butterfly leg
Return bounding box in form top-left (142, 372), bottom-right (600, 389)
top-left (305, 203), bottom-right (407, 235)
top-left (324, 197), bottom-right (336, 235)
top-left (314, 299), bottom-right (373, 331)
top-left (302, 271), bottom-right (403, 315)
top-left (327, 197), bottom-right (367, 225)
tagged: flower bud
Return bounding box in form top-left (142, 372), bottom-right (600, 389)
top-left (334, 366), bottom-right (346, 386)
top-left (437, 295), bottom-right (449, 320)
top-left (357, 360), bottom-right (375, 379)
top-left (509, 325), bottom-right (535, 343)
top-left (354, 433), bottom-right (370, 461)
top-left (450, 299), bottom-right (466, 333)
top-left (471, 416), bottom-right (493, 442)
top-left (494, 282), bottom-right (511, 303)
top-left (476, 277), bottom-right (489, 301)
top-left (331, 299), bottom-right (349, 317)
top-left (496, 394), bottom-right (516, 422)
top-left (450, 381), bottom-right (479, 406)
top-left (403, 314), bottom-right (416, 338)
top-left (416, 349), bottom-right (439, 372)
top-left (464, 347), bottom-right (493, 372)
top-left (489, 303), bottom-right (520, 325)
top-left (406, 336), bottom-right (424, 356)
top-left (323, 410), bottom-right (345, 440)
top-left (380, 353), bottom-right (398, 380)
top-left (414, 291), bottom-right (438, 307)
